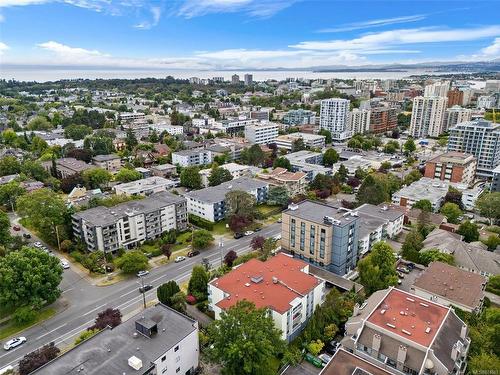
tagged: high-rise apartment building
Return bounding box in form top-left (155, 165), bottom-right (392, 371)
top-left (447, 88), bottom-right (464, 107)
top-left (244, 73), bottom-right (253, 85)
top-left (369, 107), bottom-right (397, 134)
top-left (442, 106), bottom-right (472, 132)
top-left (348, 108), bottom-right (371, 134)
top-left (231, 74), bottom-right (240, 84)
top-left (424, 81), bottom-right (450, 97)
top-left (319, 98), bottom-right (352, 141)
top-left (410, 96), bottom-right (448, 138)
top-left (447, 119), bottom-right (500, 177)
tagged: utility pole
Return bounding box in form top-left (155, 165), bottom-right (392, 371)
top-left (139, 276), bottom-right (146, 309)
top-left (54, 223), bottom-right (61, 251)
top-left (219, 238), bottom-right (224, 266)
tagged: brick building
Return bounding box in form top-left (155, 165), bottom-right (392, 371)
top-left (424, 152), bottom-right (476, 186)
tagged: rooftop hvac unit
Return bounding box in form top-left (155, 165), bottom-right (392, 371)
top-left (128, 356), bottom-right (143, 370)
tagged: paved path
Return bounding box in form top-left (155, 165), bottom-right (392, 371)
top-left (485, 291), bottom-right (500, 306)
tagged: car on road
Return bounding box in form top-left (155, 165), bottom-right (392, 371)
top-left (397, 266), bottom-right (409, 274)
top-left (244, 231), bottom-right (254, 236)
top-left (34, 241), bottom-right (42, 248)
top-left (318, 353), bottom-right (332, 364)
top-left (3, 336), bottom-right (26, 350)
top-left (139, 284), bottom-right (153, 293)
top-left (277, 218), bottom-right (282, 223)
top-left (233, 232), bottom-right (244, 239)
top-left (136, 270), bottom-right (149, 277)
top-left (22, 233), bottom-right (31, 239)
top-left (12, 225), bottom-right (21, 231)
top-left (175, 256), bottom-right (186, 263)
top-left (60, 260), bottom-right (70, 269)
top-left (187, 250), bottom-right (200, 257)
top-left (254, 227), bottom-right (262, 232)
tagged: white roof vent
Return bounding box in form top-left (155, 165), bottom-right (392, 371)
top-left (128, 356), bottom-right (143, 370)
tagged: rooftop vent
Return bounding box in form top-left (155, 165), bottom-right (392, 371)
top-left (288, 203), bottom-right (299, 211)
top-left (245, 282), bottom-right (251, 287)
top-left (402, 329), bottom-right (412, 336)
top-left (128, 356), bottom-right (143, 370)
top-left (420, 302), bottom-right (429, 308)
top-left (406, 297), bottom-right (415, 302)
top-left (272, 276), bottom-right (279, 284)
top-left (251, 275), bottom-right (263, 284)
top-left (386, 323), bottom-right (396, 329)
top-left (425, 327), bottom-right (431, 334)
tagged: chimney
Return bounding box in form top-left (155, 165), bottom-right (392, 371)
top-left (451, 343), bottom-right (460, 361)
top-left (372, 334), bottom-right (381, 352)
top-left (460, 325), bottom-right (468, 340)
top-left (353, 303), bottom-right (360, 317)
top-left (397, 345), bottom-right (407, 364)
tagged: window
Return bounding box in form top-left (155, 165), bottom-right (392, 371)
top-left (161, 355), bottom-right (166, 362)
top-left (176, 367), bottom-right (181, 373)
top-left (174, 345), bottom-right (179, 352)
top-left (309, 225), bottom-right (315, 255)
top-left (176, 356), bottom-right (181, 363)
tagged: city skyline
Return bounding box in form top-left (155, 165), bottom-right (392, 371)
top-left (0, 0), bottom-right (499, 72)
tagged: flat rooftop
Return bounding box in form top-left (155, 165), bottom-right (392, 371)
top-left (212, 253), bottom-right (320, 314)
top-left (283, 200), bottom-right (358, 228)
top-left (33, 304), bottom-right (197, 375)
top-left (413, 261), bottom-right (486, 309)
top-left (394, 178), bottom-right (450, 202)
top-left (320, 349), bottom-right (391, 375)
top-left (185, 177), bottom-right (267, 204)
top-left (367, 288), bottom-right (449, 347)
top-left (114, 176), bottom-right (175, 194)
top-left (427, 152), bottom-right (475, 164)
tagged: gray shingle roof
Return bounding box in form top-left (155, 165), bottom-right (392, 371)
top-left (185, 177), bottom-right (267, 204)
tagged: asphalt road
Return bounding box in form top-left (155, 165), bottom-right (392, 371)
top-left (0, 218), bottom-right (281, 369)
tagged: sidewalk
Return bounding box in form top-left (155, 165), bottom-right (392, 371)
top-left (486, 291), bottom-right (500, 306)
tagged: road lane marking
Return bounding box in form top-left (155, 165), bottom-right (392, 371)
top-left (37, 323), bottom-right (67, 340)
top-left (82, 303), bottom-right (107, 317)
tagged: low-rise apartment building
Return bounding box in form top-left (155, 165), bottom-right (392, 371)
top-left (72, 192), bottom-right (187, 253)
top-left (282, 109), bottom-right (316, 126)
top-left (284, 150), bottom-right (330, 181)
top-left (411, 261), bottom-right (487, 314)
top-left (199, 162), bottom-right (253, 187)
top-left (150, 163), bottom-right (177, 178)
top-left (342, 287), bottom-right (471, 375)
top-left (172, 149), bottom-right (212, 167)
top-left (256, 167), bottom-right (307, 196)
top-left (281, 200), bottom-right (359, 276)
top-left (424, 152), bottom-right (477, 186)
top-left (92, 154), bottom-right (122, 173)
top-left (208, 253), bottom-right (325, 342)
top-left (275, 132), bottom-right (326, 150)
top-left (113, 176), bottom-right (176, 196)
top-left (185, 177), bottom-right (268, 222)
top-left (32, 303), bottom-right (199, 375)
top-left (42, 157), bottom-right (94, 178)
top-left (392, 178), bottom-right (451, 212)
top-left (244, 122), bottom-right (279, 145)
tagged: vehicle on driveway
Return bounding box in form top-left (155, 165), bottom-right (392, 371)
top-left (12, 225), bottom-right (20, 231)
top-left (318, 353), bottom-right (332, 364)
top-left (244, 231), bottom-right (254, 236)
top-left (3, 337), bottom-right (26, 350)
top-left (254, 227), bottom-right (262, 232)
top-left (233, 232), bottom-right (244, 239)
top-left (60, 260), bottom-right (70, 269)
top-left (175, 256), bottom-right (186, 263)
top-left (325, 341), bottom-right (340, 355)
top-left (139, 284), bottom-right (153, 293)
top-left (187, 250), bottom-right (200, 257)
top-left (22, 233), bottom-right (31, 239)
top-left (34, 241), bottom-right (42, 248)
top-left (136, 270), bottom-right (149, 277)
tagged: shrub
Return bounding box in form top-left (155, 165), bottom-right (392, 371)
top-left (19, 342), bottom-right (60, 375)
top-left (74, 328), bottom-right (99, 345)
top-left (188, 214), bottom-right (214, 231)
top-left (233, 252), bottom-right (259, 266)
top-left (12, 306), bottom-right (37, 325)
top-left (186, 295), bottom-right (197, 305)
top-left (197, 300), bottom-right (209, 313)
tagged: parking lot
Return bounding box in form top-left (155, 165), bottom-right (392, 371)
top-left (281, 361), bottom-right (322, 375)
top-left (396, 262), bottom-right (424, 293)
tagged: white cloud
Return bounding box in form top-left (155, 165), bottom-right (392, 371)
top-left (318, 14), bottom-right (426, 33)
top-left (134, 5), bottom-right (161, 29)
top-left (0, 42), bottom-right (9, 54)
top-left (176, 0), bottom-right (295, 18)
top-left (37, 41), bottom-right (108, 57)
top-left (291, 26), bottom-right (500, 51)
top-left (0, 13), bottom-right (4, 21)
top-left (0, 0), bottom-right (49, 6)
top-left (481, 37), bottom-right (500, 56)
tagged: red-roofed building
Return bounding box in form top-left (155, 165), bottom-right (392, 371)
top-left (208, 253), bottom-right (325, 341)
top-left (342, 287), bottom-right (471, 375)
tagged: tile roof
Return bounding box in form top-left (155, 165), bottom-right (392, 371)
top-left (211, 253), bottom-right (320, 314)
top-left (413, 262), bottom-right (486, 310)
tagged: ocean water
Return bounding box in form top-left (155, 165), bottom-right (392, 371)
top-left (0, 67), bottom-right (444, 83)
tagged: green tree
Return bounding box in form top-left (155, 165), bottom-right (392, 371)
top-left (307, 339), bottom-right (324, 356)
top-left (0, 210), bottom-right (11, 246)
top-left (180, 166), bottom-right (202, 189)
top-left (439, 202), bottom-right (462, 224)
top-left (83, 168), bottom-right (112, 189)
top-left (383, 140), bottom-right (399, 154)
top-left (292, 138), bottom-right (306, 152)
top-left (401, 230), bottom-right (424, 263)
top-left (30, 136), bottom-right (49, 156)
top-left (21, 160), bottom-right (49, 182)
top-left (357, 175), bottom-right (389, 205)
top-left (335, 164), bottom-right (348, 183)
top-left (267, 186), bottom-right (290, 206)
top-left (0, 247), bottom-right (63, 309)
top-left (261, 237), bottom-right (278, 260)
top-left (358, 241), bottom-right (398, 295)
top-left (482, 235), bottom-right (500, 251)
top-left (157, 281), bottom-right (181, 306)
top-left (125, 129), bottom-right (138, 151)
top-left (0, 155), bottom-right (21, 176)
top-left (240, 144), bottom-right (265, 166)
top-left (84, 135), bottom-right (115, 156)
top-left (457, 220), bottom-right (479, 243)
top-left (170, 291), bottom-right (187, 313)
top-left (273, 157), bottom-right (292, 171)
top-left (419, 249), bottom-right (454, 266)
top-left (322, 148), bottom-right (339, 166)
top-left (116, 251), bottom-right (149, 274)
top-left (412, 199), bottom-right (433, 212)
top-left (16, 188), bottom-right (67, 242)
top-left (192, 229), bottom-right (214, 250)
top-left (188, 265), bottom-right (209, 300)
top-left (403, 138), bottom-right (416, 155)
top-left (114, 168), bottom-right (142, 183)
top-left (476, 192), bottom-right (500, 225)
top-left (403, 169), bottom-right (422, 186)
top-left (74, 328), bottom-right (100, 345)
top-left (27, 116), bottom-right (53, 131)
top-left (310, 173), bottom-right (333, 192)
top-left (207, 300), bottom-right (285, 375)
top-left (469, 353), bottom-right (500, 374)
top-left (0, 181), bottom-right (25, 210)
top-left (208, 166), bottom-right (233, 186)
top-left (225, 190), bottom-right (256, 217)
top-left (318, 129), bottom-right (332, 144)
top-left (64, 124), bottom-right (93, 140)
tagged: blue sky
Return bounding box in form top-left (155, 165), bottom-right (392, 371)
top-left (0, 0), bottom-right (499, 69)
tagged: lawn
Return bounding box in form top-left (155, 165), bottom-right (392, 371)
top-left (0, 307), bottom-right (56, 340)
top-left (212, 221), bottom-right (230, 235)
top-left (172, 231), bottom-right (193, 252)
top-left (257, 204), bottom-right (283, 217)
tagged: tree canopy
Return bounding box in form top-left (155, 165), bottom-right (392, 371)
top-left (476, 192), bottom-right (500, 225)
top-left (457, 221), bottom-right (479, 243)
top-left (322, 148), bottom-right (339, 166)
top-left (439, 202), bottom-right (462, 224)
top-left (114, 168), bottom-right (142, 183)
top-left (209, 166), bottom-right (233, 186)
top-left (192, 229), bottom-right (214, 250)
top-left (116, 251), bottom-right (149, 274)
top-left (358, 241), bottom-right (398, 295)
top-left (180, 166), bottom-right (202, 190)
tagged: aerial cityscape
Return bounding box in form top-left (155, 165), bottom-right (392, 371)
top-left (0, 1), bottom-right (499, 375)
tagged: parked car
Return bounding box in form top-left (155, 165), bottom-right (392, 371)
top-left (175, 256), bottom-right (186, 263)
top-left (3, 337), bottom-right (26, 350)
top-left (397, 267), bottom-right (409, 274)
top-left (187, 250), bottom-right (200, 257)
top-left (22, 233), bottom-right (31, 239)
top-left (318, 353), bottom-right (332, 364)
top-left (244, 231), bottom-right (254, 236)
top-left (60, 260), bottom-right (70, 269)
top-left (139, 284), bottom-right (153, 293)
top-left (277, 218), bottom-right (282, 223)
top-left (233, 232), bottom-right (244, 239)
top-left (136, 270), bottom-right (149, 277)
top-left (254, 227), bottom-right (262, 232)
top-left (397, 271), bottom-right (405, 279)
top-left (325, 341), bottom-right (340, 355)
top-left (406, 262), bottom-right (415, 270)
top-left (34, 241), bottom-right (42, 248)
top-left (398, 279), bottom-right (402, 285)
top-left (12, 225), bottom-right (21, 231)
